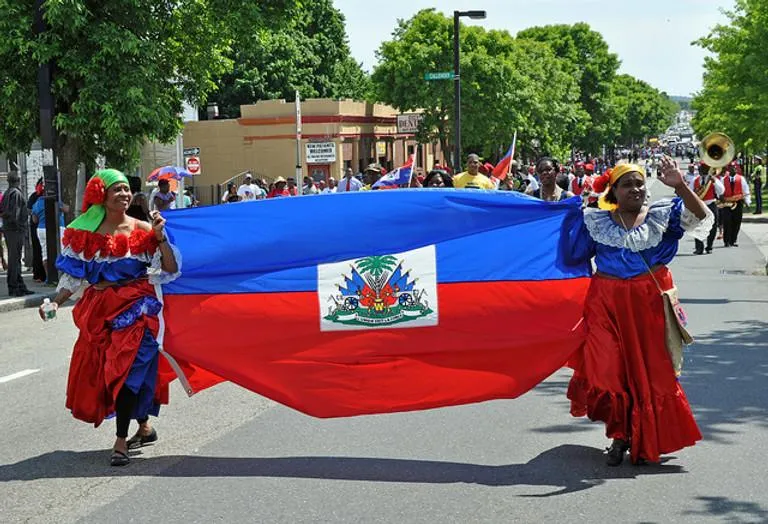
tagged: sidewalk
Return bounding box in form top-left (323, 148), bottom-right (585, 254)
top-left (741, 214), bottom-right (768, 274)
top-left (0, 271), bottom-right (58, 313)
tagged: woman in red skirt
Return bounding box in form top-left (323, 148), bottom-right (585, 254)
top-left (565, 157), bottom-right (713, 466)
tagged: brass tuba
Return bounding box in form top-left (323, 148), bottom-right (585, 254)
top-left (699, 132), bottom-right (735, 168)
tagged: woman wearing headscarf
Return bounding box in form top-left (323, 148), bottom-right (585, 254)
top-left (564, 158), bottom-right (713, 466)
top-left (40, 169), bottom-right (216, 466)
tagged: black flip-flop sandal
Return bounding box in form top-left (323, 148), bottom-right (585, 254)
top-left (110, 450), bottom-right (130, 467)
top-left (127, 428), bottom-right (158, 449)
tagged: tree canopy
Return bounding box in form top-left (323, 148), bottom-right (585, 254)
top-left (609, 74), bottom-right (678, 147)
top-left (371, 9), bottom-right (584, 166)
top-left (692, 0), bottom-right (768, 151)
top-left (0, 0), bottom-right (295, 206)
top-left (517, 23), bottom-right (620, 155)
top-left (209, 0), bottom-right (370, 119)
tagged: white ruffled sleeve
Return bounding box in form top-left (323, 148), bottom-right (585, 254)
top-left (56, 273), bottom-right (84, 294)
top-left (681, 205), bottom-right (715, 241)
top-left (147, 243), bottom-right (182, 285)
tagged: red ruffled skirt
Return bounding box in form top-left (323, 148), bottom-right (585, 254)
top-left (66, 280), bottom-right (221, 427)
top-left (567, 267), bottom-right (702, 463)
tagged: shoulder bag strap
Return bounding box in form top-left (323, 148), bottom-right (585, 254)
top-left (617, 212), bottom-right (665, 294)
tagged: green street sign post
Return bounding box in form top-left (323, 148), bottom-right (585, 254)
top-left (424, 72), bottom-right (453, 81)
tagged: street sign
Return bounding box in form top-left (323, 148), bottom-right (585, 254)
top-left (306, 142), bottom-right (336, 164)
top-left (183, 147), bottom-right (200, 156)
top-left (424, 72), bottom-right (453, 81)
top-left (397, 113), bottom-right (424, 134)
top-left (185, 156), bottom-right (201, 175)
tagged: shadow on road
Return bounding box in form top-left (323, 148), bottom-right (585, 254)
top-left (683, 495), bottom-right (768, 522)
top-left (682, 319), bottom-right (768, 443)
top-left (536, 320), bottom-right (768, 445)
top-left (0, 444), bottom-right (685, 496)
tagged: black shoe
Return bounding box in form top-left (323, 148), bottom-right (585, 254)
top-left (732, 243), bottom-right (739, 247)
top-left (705, 248), bottom-right (712, 254)
top-left (693, 250), bottom-right (704, 255)
top-left (605, 439), bottom-right (629, 467)
top-left (13, 289), bottom-right (34, 297)
top-left (110, 449), bottom-right (130, 467)
top-left (127, 427), bottom-right (158, 449)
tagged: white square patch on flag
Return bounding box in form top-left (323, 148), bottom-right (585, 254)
top-left (318, 245), bottom-right (439, 332)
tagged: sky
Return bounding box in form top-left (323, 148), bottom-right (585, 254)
top-left (333, 0), bottom-right (735, 97)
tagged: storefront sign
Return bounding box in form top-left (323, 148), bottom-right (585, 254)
top-left (306, 142), bottom-right (336, 164)
top-left (397, 114), bottom-right (423, 135)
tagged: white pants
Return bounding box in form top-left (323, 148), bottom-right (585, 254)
top-left (37, 227), bottom-right (65, 262)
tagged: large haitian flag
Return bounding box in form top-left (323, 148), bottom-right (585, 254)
top-left (158, 189), bottom-right (590, 418)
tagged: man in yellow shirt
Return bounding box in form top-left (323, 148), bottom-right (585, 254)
top-left (453, 154), bottom-right (496, 190)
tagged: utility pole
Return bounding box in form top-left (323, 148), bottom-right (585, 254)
top-left (35, 0), bottom-right (59, 283)
top-left (295, 90), bottom-right (303, 195)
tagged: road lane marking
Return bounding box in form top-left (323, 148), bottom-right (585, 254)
top-left (0, 369), bottom-right (40, 384)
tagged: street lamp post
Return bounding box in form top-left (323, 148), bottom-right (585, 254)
top-left (453, 9), bottom-right (486, 172)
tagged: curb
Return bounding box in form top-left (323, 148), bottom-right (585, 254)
top-left (0, 290), bottom-right (58, 314)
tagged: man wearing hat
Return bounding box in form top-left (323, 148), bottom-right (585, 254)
top-left (336, 167), bottom-right (363, 193)
top-left (361, 163), bottom-right (383, 190)
top-left (267, 177), bottom-right (290, 198)
top-left (752, 155), bottom-right (763, 215)
top-left (689, 162), bottom-right (725, 254)
top-left (1, 171), bottom-right (33, 296)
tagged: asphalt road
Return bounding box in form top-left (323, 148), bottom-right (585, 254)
top-left (1, 181), bottom-right (767, 523)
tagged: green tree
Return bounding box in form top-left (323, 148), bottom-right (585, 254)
top-left (692, 0), bottom-right (768, 151)
top-left (609, 74), bottom-right (677, 147)
top-left (210, 0), bottom-right (370, 119)
top-left (371, 9), bottom-right (583, 167)
top-left (0, 0), bottom-right (294, 210)
top-left (517, 23), bottom-right (620, 155)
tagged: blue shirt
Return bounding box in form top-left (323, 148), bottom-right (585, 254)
top-left (31, 198), bottom-right (66, 229)
top-left (565, 198), bottom-right (686, 279)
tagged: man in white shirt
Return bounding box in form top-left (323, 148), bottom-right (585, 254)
top-left (237, 174), bottom-right (265, 201)
top-left (323, 177), bottom-right (337, 193)
top-left (336, 167), bottom-right (363, 192)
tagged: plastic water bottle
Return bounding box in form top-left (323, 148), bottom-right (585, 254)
top-left (41, 298), bottom-right (57, 321)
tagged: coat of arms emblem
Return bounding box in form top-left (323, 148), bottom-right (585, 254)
top-left (318, 246), bottom-right (438, 331)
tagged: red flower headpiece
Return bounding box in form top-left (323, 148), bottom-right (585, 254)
top-left (592, 172), bottom-right (610, 194)
top-left (82, 177), bottom-right (106, 212)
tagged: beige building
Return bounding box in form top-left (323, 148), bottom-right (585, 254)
top-left (182, 99), bottom-right (442, 204)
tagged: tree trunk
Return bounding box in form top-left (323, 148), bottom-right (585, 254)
top-left (57, 134), bottom-right (81, 224)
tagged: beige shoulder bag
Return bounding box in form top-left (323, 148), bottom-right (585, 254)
top-left (619, 214), bottom-right (693, 376)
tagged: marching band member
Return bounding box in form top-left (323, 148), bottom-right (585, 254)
top-left (569, 162), bottom-right (593, 197)
top-left (720, 162), bottom-right (752, 247)
top-left (689, 163), bottom-right (725, 254)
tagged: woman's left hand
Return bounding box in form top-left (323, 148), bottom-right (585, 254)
top-left (149, 210), bottom-right (166, 241)
top-left (658, 156), bottom-right (685, 189)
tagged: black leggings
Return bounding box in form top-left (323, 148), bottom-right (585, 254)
top-left (115, 386), bottom-right (149, 438)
